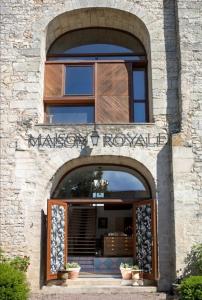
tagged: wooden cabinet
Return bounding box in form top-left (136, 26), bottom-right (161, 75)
top-left (104, 236), bottom-right (133, 257)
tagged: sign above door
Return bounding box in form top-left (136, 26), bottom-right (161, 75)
top-left (27, 131), bottom-right (168, 149)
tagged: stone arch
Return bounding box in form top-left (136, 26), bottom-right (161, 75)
top-left (46, 155), bottom-right (158, 281)
top-left (49, 155), bottom-right (156, 200)
top-left (45, 7), bottom-right (150, 55)
top-left (44, 7), bottom-right (153, 120)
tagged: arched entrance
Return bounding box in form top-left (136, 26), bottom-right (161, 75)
top-left (46, 163), bottom-right (157, 282)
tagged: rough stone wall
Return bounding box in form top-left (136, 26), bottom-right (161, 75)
top-left (0, 0), bottom-right (201, 293)
top-left (172, 0), bottom-right (202, 273)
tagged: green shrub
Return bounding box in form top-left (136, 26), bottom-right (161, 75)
top-left (0, 248), bottom-right (8, 264)
top-left (0, 248), bottom-right (30, 273)
top-left (0, 263), bottom-right (29, 300)
top-left (179, 276), bottom-right (202, 300)
top-left (10, 256), bottom-right (30, 272)
top-left (184, 244), bottom-right (202, 276)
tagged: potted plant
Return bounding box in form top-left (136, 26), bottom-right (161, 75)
top-left (65, 262), bottom-right (81, 280)
top-left (120, 263), bottom-right (133, 280)
top-left (132, 265), bottom-right (142, 286)
top-left (58, 269), bottom-right (68, 281)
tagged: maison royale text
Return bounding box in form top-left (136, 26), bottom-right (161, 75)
top-left (28, 133), bottom-right (167, 148)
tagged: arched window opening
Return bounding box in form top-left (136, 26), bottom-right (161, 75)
top-left (47, 28), bottom-right (146, 61)
top-left (52, 165), bottom-right (151, 200)
top-left (44, 28), bottom-right (148, 124)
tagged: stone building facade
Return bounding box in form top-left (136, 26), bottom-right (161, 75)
top-left (0, 0), bottom-right (202, 293)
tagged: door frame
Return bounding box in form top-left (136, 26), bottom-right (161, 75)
top-left (46, 198), bottom-right (157, 281)
top-left (46, 199), bottom-right (68, 281)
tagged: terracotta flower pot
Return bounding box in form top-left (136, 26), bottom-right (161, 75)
top-left (120, 268), bottom-right (132, 280)
top-left (132, 269), bottom-right (143, 286)
top-left (58, 270), bottom-right (68, 280)
top-left (132, 270), bottom-right (140, 280)
top-left (67, 267), bottom-right (81, 280)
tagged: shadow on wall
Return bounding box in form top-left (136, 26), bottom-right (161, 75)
top-left (163, 0), bottom-right (180, 133)
top-left (40, 210), bottom-right (47, 288)
top-left (161, 0), bottom-right (180, 291)
top-left (157, 142), bottom-right (176, 292)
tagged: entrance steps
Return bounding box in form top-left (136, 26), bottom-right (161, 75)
top-left (31, 286), bottom-right (171, 300)
top-left (35, 279), bottom-right (173, 300)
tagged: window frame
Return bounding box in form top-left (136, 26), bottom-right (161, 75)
top-left (130, 62), bottom-right (149, 123)
top-left (45, 103), bottom-right (95, 124)
top-left (44, 53), bottom-right (149, 124)
top-left (44, 59), bottom-right (148, 124)
top-left (44, 61), bottom-right (95, 124)
top-left (64, 64), bottom-right (95, 96)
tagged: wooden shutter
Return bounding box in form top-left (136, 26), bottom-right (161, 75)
top-left (96, 63), bottom-right (130, 123)
top-left (133, 200), bottom-right (157, 280)
top-left (44, 64), bottom-right (63, 97)
top-left (46, 200), bottom-right (68, 281)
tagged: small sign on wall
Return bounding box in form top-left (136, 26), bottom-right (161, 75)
top-left (93, 192), bottom-right (104, 198)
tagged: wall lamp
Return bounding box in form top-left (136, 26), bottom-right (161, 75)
top-left (90, 125), bottom-right (100, 146)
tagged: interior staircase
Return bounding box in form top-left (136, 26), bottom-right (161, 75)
top-left (68, 256), bottom-right (95, 273)
top-left (68, 206), bottom-right (97, 259)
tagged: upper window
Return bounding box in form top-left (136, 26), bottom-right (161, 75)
top-left (45, 28), bottom-right (148, 124)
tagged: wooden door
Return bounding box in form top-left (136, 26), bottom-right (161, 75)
top-left (133, 200), bottom-right (157, 280)
top-left (46, 200), bottom-right (68, 281)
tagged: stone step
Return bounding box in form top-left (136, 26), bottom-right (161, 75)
top-left (67, 278), bottom-right (124, 286)
top-left (79, 273), bottom-right (121, 278)
top-left (30, 294), bottom-right (169, 300)
top-left (31, 286), bottom-right (170, 300)
top-left (44, 283), bottom-right (158, 291)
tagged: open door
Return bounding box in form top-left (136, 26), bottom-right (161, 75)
top-left (46, 200), bottom-right (68, 281)
top-left (133, 200), bottom-right (157, 280)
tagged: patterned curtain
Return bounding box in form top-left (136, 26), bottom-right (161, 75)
top-left (50, 205), bottom-right (65, 273)
top-left (135, 204), bottom-right (152, 273)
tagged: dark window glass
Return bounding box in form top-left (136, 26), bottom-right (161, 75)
top-left (133, 70), bottom-right (145, 100)
top-left (65, 66), bottom-right (93, 95)
top-left (134, 103), bottom-right (146, 123)
top-left (52, 165), bottom-right (151, 199)
top-left (133, 69), bottom-right (147, 122)
top-left (47, 106), bottom-right (94, 124)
